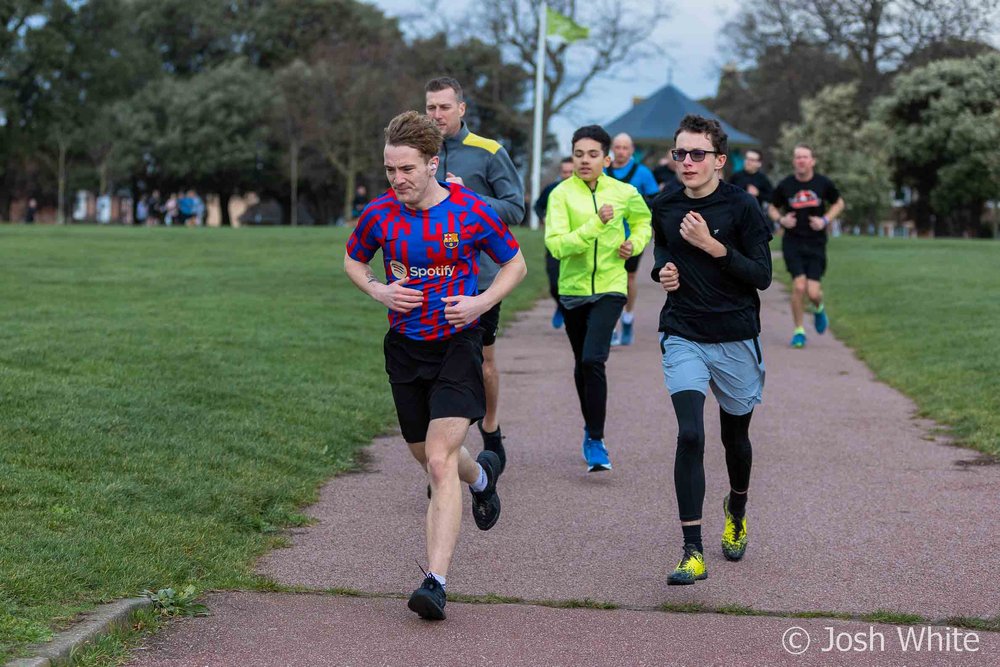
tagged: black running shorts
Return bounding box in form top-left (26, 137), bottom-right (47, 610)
top-left (781, 237), bottom-right (827, 280)
top-left (624, 246), bottom-right (645, 274)
top-left (383, 328), bottom-right (485, 444)
top-left (478, 300), bottom-right (502, 346)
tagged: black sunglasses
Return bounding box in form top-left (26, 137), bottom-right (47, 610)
top-left (671, 149), bottom-right (720, 162)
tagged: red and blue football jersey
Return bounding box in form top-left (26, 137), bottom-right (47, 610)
top-left (346, 182), bottom-right (520, 341)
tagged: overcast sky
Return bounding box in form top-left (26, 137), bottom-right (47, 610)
top-left (366, 0), bottom-right (737, 151)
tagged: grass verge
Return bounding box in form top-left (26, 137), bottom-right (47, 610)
top-left (772, 236), bottom-right (1000, 457)
top-left (0, 225), bottom-right (548, 661)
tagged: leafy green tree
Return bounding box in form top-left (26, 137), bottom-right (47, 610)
top-left (877, 53), bottom-right (1000, 236)
top-left (128, 60), bottom-right (276, 225)
top-left (778, 82), bottom-right (892, 229)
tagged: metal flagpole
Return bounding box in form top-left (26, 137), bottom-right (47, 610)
top-left (529, 2), bottom-right (547, 231)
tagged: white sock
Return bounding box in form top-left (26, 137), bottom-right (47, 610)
top-left (469, 464), bottom-right (488, 492)
top-left (622, 311), bottom-right (634, 325)
top-left (428, 571), bottom-right (446, 589)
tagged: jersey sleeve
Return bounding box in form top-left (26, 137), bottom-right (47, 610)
top-left (770, 180), bottom-right (787, 210)
top-left (473, 202), bottom-right (520, 265)
top-left (346, 205), bottom-right (380, 262)
top-left (482, 148), bottom-right (526, 227)
top-left (823, 176), bottom-right (841, 205)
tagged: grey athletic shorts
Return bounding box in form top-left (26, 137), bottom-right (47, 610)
top-left (659, 334), bottom-right (765, 416)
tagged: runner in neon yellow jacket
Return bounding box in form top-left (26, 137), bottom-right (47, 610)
top-left (544, 170), bottom-right (652, 297)
top-left (541, 125), bottom-right (652, 473)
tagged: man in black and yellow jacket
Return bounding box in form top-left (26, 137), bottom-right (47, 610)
top-left (544, 125), bottom-right (651, 472)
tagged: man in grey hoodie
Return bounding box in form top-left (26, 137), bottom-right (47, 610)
top-left (425, 77), bottom-right (525, 472)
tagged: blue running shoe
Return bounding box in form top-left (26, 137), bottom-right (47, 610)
top-left (581, 427), bottom-right (590, 462)
top-left (814, 307), bottom-right (828, 334)
top-left (620, 320), bottom-right (634, 346)
top-left (552, 306), bottom-right (564, 329)
top-left (610, 329), bottom-right (622, 346)
top-left (790, 331), bottom-right (806, 348)
top-left (586, 438), bottom-right (612, 472)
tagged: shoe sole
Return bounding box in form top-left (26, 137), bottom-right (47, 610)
top-left (472, 494), bottom-right (500, 530)
top-left (407, 591), bottom-right (446, 620)
top-left (722, 549), bottom-right (746, 561)
top-left (588, 463), bottom-right (612, 472)
top-left (667, 573), bottom-right (707, 585)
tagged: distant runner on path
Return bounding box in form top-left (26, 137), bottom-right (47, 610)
top-left (545, 125), bottom-right (651, 472)
top-left (425, 76), bottom-right (525, 472)
top-left (606, 132), bottom-right (659, 346)
top-left (344, 111), bottom-right (526, 620)
top-left (650, 115), bottom-right (772, 585)
top-left (768, 144), bottom-right (845, 348)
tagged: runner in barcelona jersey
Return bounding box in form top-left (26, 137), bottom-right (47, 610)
top-left (347, 181), bottom-right (520, 341)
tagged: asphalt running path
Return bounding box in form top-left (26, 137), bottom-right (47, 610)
top-left (128, 255), bottom-right (1000, 666)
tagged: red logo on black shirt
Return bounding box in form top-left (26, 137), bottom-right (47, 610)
top-left (790, 190), bottom-right (821, 209)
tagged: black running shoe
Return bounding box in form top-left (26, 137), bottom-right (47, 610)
top-left (478, 420), bottom-right (506, 473)
top-left (470, 450), bottom-right (501, 530)
top-left (407, 575), bottom-right (446, 620)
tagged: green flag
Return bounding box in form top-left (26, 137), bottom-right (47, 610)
top-left (547, 7), bottom-right (589, 44)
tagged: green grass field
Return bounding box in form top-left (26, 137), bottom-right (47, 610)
top-left (777, 236), bottom-right (1000, 457)
top-left (0, 225), bottom-right (548, 661)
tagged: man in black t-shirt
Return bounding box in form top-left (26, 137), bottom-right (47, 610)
top-left (729, 148), bottom-right (773, 212)
top-left (650, 114), bottom-right (772, 585)
top-left (769, 144), bottom-right (845, 348)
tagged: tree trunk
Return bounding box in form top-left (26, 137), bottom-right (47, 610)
top-left (98, 157), bottom-right (109, 195)
top-left (290, 139), bottom-right (299, 227)
top-left (220, 192), bottom-right (232, 227)
top-left (57, 141), bottom-right (67, 225)
top-left (342, 161), bottom-right (356, 225)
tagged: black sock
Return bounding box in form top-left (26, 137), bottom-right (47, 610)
top-left (682, 524), bottom-right (703, 553)
top-left (729, 490), bottom-right (748, 519)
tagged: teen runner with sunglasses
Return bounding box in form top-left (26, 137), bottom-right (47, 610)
top-left (650, 115), bottom-right (772, 584)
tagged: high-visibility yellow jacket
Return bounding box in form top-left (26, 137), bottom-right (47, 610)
top-left (544, 174), bottom-right (652, 296)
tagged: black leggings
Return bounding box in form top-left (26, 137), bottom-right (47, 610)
top-left (562, 295), bottom-right (626, 440)
top-left (671, 390), bottom-right (754, 522)
top-left (545, 249), bottom-right (561, 305)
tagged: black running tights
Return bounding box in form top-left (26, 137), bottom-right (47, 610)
top-left (671, 390), bottom-right (754, 522)
top-left (561, 295), bottom-right (625, 440)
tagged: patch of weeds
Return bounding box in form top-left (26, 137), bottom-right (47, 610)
top-left (142, 586), bottom-right (208, 618)
top-left (942, 616), bottom-right (1000, 632)
top-left (861, 610), bottom-right (926, 625)
top-left (659, 602), bottom-right (710, 614)
top-left (715, 604), bottom-right (757, 616)
top-left (539, 598), bottom-right (618, 610)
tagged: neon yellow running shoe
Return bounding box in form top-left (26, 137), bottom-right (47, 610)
top-left (721, 494), bottom-right (748, 561)
top-left (667, 544), bottom-right (707, 585)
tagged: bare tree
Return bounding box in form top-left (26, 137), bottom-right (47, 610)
top-left (726, 0), bottom-right (1000, 102)
top-left (473, 0), bottom-right (668, 180)
top-left (302, 42), bottom-right (414, 223)
top-left (274, 60), bottom-right (315, 227)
